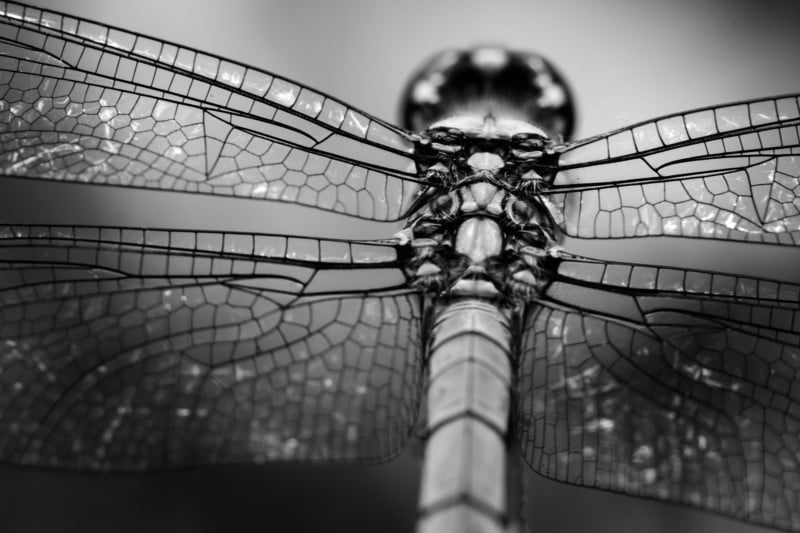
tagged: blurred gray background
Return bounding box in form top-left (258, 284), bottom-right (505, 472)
top-left (2, 0), bottom-right (799, 532)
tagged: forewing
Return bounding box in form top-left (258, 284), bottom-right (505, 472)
top-left (516, 257), bottom-right (800, 531)
top-left (546, 95), bottom-right (800, 244)
top-left (0, 225), bottom-right (423, 470)
top-left (0, 2), bottom-right (421, 221)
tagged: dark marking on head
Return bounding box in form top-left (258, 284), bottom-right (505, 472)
top-left (399, 46), bottom-right (576, 141)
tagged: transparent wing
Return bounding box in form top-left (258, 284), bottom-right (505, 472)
top-left (516, 256), bottom-right (800, 531)
top-left (0, 225), bottom-right (423, 470)
top-left (0, 2), bottom-right (421, 221)
top-left (545, 94), bottom-right (800, 245)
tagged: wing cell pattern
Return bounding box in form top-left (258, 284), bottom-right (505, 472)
top-left (0, 224), bottom-right (423, 469)
top-left (516, 258), bottom-right (800, 530)
top-left (548, 95), bottom-right (800, 244)
top-left (3, 3), bottom-right (800, 530)
top-left (0, 1), bottom-right (420, 221)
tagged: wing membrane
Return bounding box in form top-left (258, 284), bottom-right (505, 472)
top-left (516, 257), bottom-right (800, 530)
top-left (0, 1), bottom-right (421, 221)
top-left (546, 95), bottom-right (800, 244)
top-left (0, 224), bottom-right (423, 469)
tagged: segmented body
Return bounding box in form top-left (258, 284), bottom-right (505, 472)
top-left (403, 113), bottom-right (561, 531)
top-left (1, 4), bottom-right (800, 533)
top-left (418, 300), bottom-right (512, 532)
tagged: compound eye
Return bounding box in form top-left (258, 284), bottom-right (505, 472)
top-left (507, 198), bottom-right (534, 225)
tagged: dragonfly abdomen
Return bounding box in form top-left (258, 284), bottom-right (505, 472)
top-left (417, 299), bottom-right (515, 533)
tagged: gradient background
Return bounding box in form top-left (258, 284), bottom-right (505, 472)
top-left (1, 1), bottom-right (800, 532)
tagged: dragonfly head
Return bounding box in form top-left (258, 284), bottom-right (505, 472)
top-left (399, 46), bottom-right (575, 141)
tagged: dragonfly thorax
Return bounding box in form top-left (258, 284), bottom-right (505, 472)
top-left (400, 114), bottom-right (560, 306)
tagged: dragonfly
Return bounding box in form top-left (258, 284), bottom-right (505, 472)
top-left (1, 2), bottom-right (799, 533)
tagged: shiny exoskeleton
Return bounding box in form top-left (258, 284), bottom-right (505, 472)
top-left (400, 46), bottom-right (575, 140)
top-left (399, 116), bottom-right (562, 306)
top-left (398, 47), bottom-right (572, 309)
top-left (398, 47), bottom-right (575, 533)
top-left (2, 5), bottom-right (799, 533)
